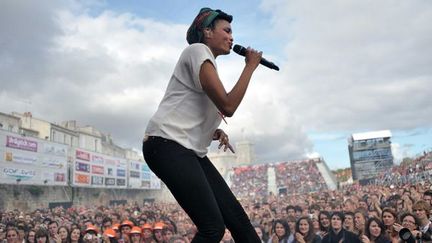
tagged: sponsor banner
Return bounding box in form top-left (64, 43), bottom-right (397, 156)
top-left (75, 173), bottom-right (90, 184)
top-left (55, 173), bottom-right (66, 182)
top-left (117, 160), bottom-right (127, 168)
top-left (6, 135), bottom-right (37, 152)
top-left (92, 155), bottom-right (104, 164)
top-left (43, 144), bottom-right (67, 157)
top-left (105, 177), bottom-right (116, 186)
top-left (106, 167), bottom-right (115, 176)
top-left (41, 158), bottom-right (65, 169)
top-left (41, 172), bottom-right (66, 185)
top-left (117, 169), bottom-right (125, 177)
top-left (150, 173), bottom-right (161, 189)
top-left (76, 150), bottom-right (90, 161)
top-left (75, 162), bottom-right (90, 173)
top-left (0, 131), bottom-right (69, 185)
top-left (130, 170), bottom-right (140, 178)
top-left (91, 165), bottom-right (104, 175)
top-left (91, 175), bottom-right (104, 185)
top-left (141, 164), bottom-right (150, 172)
top-left (4, 151), bottom-right (37, 164)
top-left (105, 159), bottom-right (117, 166)
top-left (3, 167), bottom-right (36, 180)
top-left (129, 178), bottom-right (141, 188)
top-left (142, 172), bottom-right (151, 180)
top-left (141, 180), bottom-right (151, 189)
top-left (130, 162), bottom-right (141, 170)
top-left (1, 131), bottom-right (162, 188)
top-left (41, 172), bottom-right (54, 183)
top-left (116, 178), bottom-right (126, 186)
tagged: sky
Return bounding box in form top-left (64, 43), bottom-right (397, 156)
top-left (1, 0), bottom-right (431, 170)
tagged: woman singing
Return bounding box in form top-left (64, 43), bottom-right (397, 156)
top-left (142, 7), bottom-right (262, 243)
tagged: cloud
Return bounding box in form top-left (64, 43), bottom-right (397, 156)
top-left (2, 0), bottom-right (431, 167)
top-left (260, 0), bottom-right (432, 132)
top-left (391, 143), bottom-right (402, 164)
top-left (0, 0), bottom-right (314, 163)
top-left (0, 0), bottom-right (64, 94)
top-left (0, 1), bottom-right (188, 149)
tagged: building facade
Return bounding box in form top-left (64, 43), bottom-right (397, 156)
top-left (2, 112), bottom-right (141, 161)
top-left (235, 140), bottom-right (256, 165)
top-left (0, 112), bottom-right (20, 133)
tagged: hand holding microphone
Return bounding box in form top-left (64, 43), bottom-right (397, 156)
top-left (233, 44), bottom-right (280, 71)
top-left (238, 46), bottom-right (262, 71)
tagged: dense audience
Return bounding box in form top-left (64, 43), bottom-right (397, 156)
top-left (230, 158), bottom-right (327, 200)
top-left (230, 164), bottom-right (269, 199)
top-left (377, 151), bottom-right (432, 186)
top-left (1, 152), bottom-right (431, 243)
top-left (274, 159), bottom-right (327, 195)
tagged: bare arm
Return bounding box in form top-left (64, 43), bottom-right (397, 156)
top-left (199, 47), bottom-right (262, 117)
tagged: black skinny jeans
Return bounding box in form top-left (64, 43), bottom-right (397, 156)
top-left (142, 136), bottom-right (260, 243)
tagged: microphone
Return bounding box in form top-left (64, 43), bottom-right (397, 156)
top-left (233, 44), bottom-right (279, 71)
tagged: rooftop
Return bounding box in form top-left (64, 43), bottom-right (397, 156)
top-left (351, 130), bottom-right (392, 141)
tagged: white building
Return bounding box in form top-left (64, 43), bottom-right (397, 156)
top-left (0, 112), bottom-right (20, 133)
top-left (235, 140), bottom-right (256, 165)
top-left (6, 113), bottom-right (127, 156)
top-left (51, 123), bottom-right (79, 147)
top-left (12, 112), bottom-right (51, 139)
top-left (208, 151), bottom-right (236, 179)
top-left (208, 139), bottom-right (257, 180)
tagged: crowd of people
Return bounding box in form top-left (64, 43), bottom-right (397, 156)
top-left (274, 159), bottom-right (328, 195)
top-left (377, 151), bottom-right (432, 186)
top-left (1, 152), bottom-right (432, 243)
top-left (230, 158), bottom-right (328, 200)
top-left (230, 164), bottom-right (269, 199)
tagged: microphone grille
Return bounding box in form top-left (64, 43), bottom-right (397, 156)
top-left (233, 44), bottom-right (245, 55)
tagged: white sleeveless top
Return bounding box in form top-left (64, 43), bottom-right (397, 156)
top-left (145, 43), bottom-right (222, 157)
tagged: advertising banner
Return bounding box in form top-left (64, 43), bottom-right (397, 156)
top-left (105, 158), bottom-right (117, 166)
top-left (116, 178), bottom-right (126, 186)
top-left (142, 172), bottom-right (151, 180)
top-left (43, 144), bottom-right (67, 157)
top-left (91, 165), bottom-right (104, 175)
top-left (72, 148), bottom-right (127, 188)
top-left (150, 173), bottom-right (161, 189)
top-left (128, 160), bottom-right (153, 189)
top-left (2, 167), bottom-right (36, 180)
top-left (92, 155), bottom-right (104, 164)
top-left (6, 135), bottom-right (38, 152)
top-left (1, 131), bottom-right (160, 188)
top-left (105, 177), bottom-right (115, 186)
top-left (116, 169), bottom-right (126, 177)
top-left (54, 173), bottom-right (66, 182)
top-left (75, 173), bottom-right (90, 184)
top-left (91, 175), bottom-right (104, 185)
top-left (141, 180), bottom-right (151, 189)
top-left (0, 131), bottom-right (68, 185)
top-left (40, 157), bottom-right (66, 169)
top-left (4, 151), bottom-right (37, 165)
top-left (76, 150), bottom-right (90, 161)
top-left (75, 162), bottom-right (90, 173)
top-left (130, 171), bottom-right (140, 178)
top-left (106, 167), bottom-right (115, 176)
top-left (130, 161), bottom-right (141, 170)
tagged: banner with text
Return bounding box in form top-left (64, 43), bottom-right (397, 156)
top-left (0, 131), bottom-right (67, 185)
top-left (72, 148), bottom-right (127, 188)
